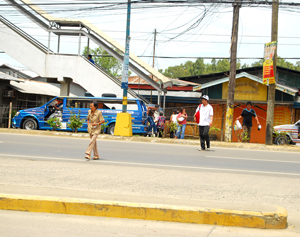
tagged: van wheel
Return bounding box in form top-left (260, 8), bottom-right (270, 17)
top-left (274, 135), bottom-right (288, 145)
top-left (23, 118), bottom-right (38, 130)
top-left (107, 124), bottom-right (115, 135)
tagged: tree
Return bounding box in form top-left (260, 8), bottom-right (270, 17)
top-left (83, 46), bottom-right (122, 77)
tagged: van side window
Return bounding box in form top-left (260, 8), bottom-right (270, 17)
top-left (66, 99), bottom-right (91, 109)
top-left (65, 99), bottom-right (138, 110)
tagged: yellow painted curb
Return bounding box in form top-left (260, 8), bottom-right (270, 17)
top-left (0, 194), bottom-right (287, 229)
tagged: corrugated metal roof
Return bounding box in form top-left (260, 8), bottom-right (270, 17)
top-left (0, 71), bottom-right (24, 82)
top-left (193, 72), bottom-right (298, 96)
top-left (0, 64), bottom-right (39, 78)
top-left (10, 79), bottom-right (76, 96)
top-left (127, 75), bottom-right (200, 87)
top-left (20, 0), bottom-right (173, 88)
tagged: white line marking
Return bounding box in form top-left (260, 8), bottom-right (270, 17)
top-left (206, 156), bottom-right (300, 164)
top-left (0, 153), bottom-right (299, 177)
top-left (0, 154), bottom-right (81, 162)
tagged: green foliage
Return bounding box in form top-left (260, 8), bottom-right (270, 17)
top-left (251, 57), bottom-right (300, 71)
top-left (67, 109), bottom-right (85, 133)
top-left (208, 126), bottom-right (220, 134)
top-left (11, 110), bottom-right (17, 118)
top-left (159, 58), bottom-right (241, 78)
top-left (83, 46), bottom-right (128, 77)
top-left (47, 117), bottom-right (62, 131)
top-left (241, 129), bottom-right (249, 143)
top-left (101, 121), bottom-right (109, 134)
top-left (166, 122), bottom-right (178, 133)
top-left (159, 57), bottom-right (300, 79)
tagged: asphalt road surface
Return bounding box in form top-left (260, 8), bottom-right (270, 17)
top-left (1, 133), bottom-right (300, 236)
top-left (0, 133), bottom-right (299, 177)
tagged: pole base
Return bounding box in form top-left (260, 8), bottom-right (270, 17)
top-left (114, 113), bottom-right (132, 137)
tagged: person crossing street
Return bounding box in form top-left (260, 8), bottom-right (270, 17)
top-left (194, 95), bottom-right (213, 151)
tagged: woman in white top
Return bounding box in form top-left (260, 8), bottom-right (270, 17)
top-left (169, 110), bottom-right (178, 138)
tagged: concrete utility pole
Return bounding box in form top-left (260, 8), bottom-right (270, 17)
top-left (265, 0), bottom-right (279, 145)
top-left (224, 0), bottom-right (241, 142)
top-left (150, 29), bottom-right (157, 104)
top-left (121, 0), bottom-right (131, 113)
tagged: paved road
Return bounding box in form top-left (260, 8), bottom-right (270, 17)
top-left (1, 133), bottom-right (300, 236)
top-left (0, 133), bottom-right (300, 176)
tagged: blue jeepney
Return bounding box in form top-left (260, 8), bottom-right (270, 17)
top-left (12, 96), bottom-right (148, 134)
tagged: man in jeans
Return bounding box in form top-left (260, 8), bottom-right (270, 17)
top-left (147, 104), bottom-right (159, 136)
top-left (194, 95), bottom-right (213, 151)
top-left (236, 101), bottom-right (260, 143)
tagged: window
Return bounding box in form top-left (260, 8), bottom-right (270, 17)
top-left (66, 99), bottom-right (138, 110)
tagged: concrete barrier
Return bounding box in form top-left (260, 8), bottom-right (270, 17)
top-left (0, 194), bottom-right (287, 229)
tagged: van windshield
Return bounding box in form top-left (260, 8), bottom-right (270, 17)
top-left (66, 98), bottom-right (138, 111)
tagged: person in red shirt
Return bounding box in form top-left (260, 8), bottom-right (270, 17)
top-left (175, 107), bottom-right (188, 139)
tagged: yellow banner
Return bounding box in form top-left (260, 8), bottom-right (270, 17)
top-left (263, 41), bottom-right (277, 85)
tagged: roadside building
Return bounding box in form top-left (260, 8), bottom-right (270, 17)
top-left (185, 66), bottom-right (300, 143)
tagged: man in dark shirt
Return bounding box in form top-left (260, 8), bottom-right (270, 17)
top-left (236, 101), bottom-right (260, 142)
top-left (88, 54), bottom-right (95, 64)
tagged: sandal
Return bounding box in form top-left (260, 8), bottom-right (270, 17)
top-left (85, 155), bottom-right (90, 160)
top-left (93, 156), bottom-right (100, 160)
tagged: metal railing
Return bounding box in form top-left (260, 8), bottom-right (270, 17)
top-left (81, 56), bottom-right (150, 105)
top-left (0, 15), bottom-right (50, 54)
top-left (0, 15), bottom-right (149, 104)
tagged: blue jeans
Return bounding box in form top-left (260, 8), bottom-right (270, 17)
top-left (176, 124), bottom-right (186, 139)
top-left (147, 116), bottom-right (157, 133)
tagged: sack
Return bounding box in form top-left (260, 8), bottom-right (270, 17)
top-left (234, 120), bottom-right (242, 131)
top-left (177, 116), bottom-right (184, 122)
top-left (195, 105), bottom-right (201, 123)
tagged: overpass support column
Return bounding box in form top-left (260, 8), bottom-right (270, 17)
top-left (58, 77), bottom-right (73, 96)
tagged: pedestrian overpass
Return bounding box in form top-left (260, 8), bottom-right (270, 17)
top-left (0, 0), bottom-right (173, 107)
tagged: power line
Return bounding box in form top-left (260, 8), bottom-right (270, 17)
top-left (82, 54), bottom-right (300, 60)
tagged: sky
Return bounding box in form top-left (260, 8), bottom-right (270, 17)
top-left (0, 0), bottom-right (299, 74)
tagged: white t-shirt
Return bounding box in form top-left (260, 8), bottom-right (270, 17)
top-left (171, 114), bottom-right (178, 124)
top-left (195, 104), bottom-right (213, 126)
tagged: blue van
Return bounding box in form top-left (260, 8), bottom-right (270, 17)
top-left (12, 96), bottom-right (148, 134)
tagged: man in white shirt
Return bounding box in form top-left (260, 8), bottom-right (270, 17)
top-left (193, 95), bottom-right (213, 151)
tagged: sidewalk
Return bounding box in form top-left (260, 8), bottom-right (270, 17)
top-left (1, 128), bottom-right (300, 152)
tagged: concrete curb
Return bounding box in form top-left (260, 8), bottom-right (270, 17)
top-left (0, 194), bottom-right (287, 229)
top-left (1, 128), bottom-right (300, 152)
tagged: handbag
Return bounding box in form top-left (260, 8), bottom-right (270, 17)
top-left (195, 104), bottom-right (202, 124)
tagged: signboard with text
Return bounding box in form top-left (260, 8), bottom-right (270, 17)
top-left (263, 41), bottom-right (277, 85)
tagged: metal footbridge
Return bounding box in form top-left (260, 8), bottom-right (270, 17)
top-left (1, 0), bottom-right (173, 106)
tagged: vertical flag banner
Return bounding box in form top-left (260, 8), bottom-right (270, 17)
top-left (263, 41), bottom-right (277, 85)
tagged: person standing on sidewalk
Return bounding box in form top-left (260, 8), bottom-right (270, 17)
top-left (157, 111), bottom-right (166, 138)
top-left (194, 95), bottom-right (213, 151)
top-left (85, 101), bottom-right (105, 160)
top-left (147, 104), bottom-right (159, 136)
top-left (235, 101), bottom-right (260, 143)
top-left (175, 108), bottom-right (188, 139)
top-left (169, 110), bottom-right (178, 138)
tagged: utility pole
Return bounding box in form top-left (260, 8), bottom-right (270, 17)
top-left (121, 0), bottom-right (131, 113)
top-left (150, 29), bottom-right (157, 104)
top-left (114, 0), bottom-right (133, 137)
top-left (265, 0), bottom-right (279, 145)
top-left (224, 0), bottom-right (241, 142)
